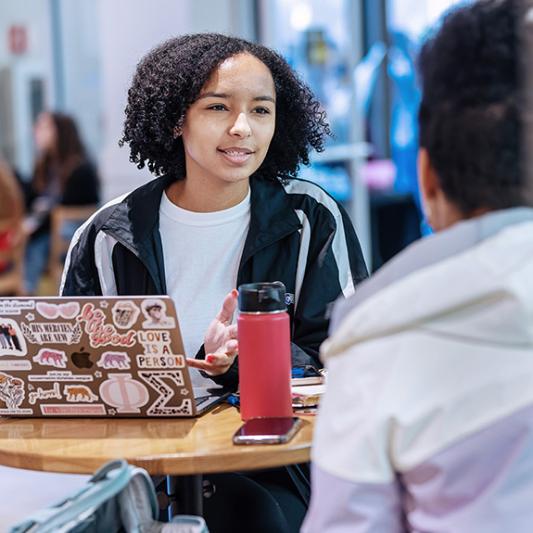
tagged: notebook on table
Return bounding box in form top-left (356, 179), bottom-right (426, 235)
top-left (0, 295), bottom-right (228, 417)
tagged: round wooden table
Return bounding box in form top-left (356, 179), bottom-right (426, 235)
top-left (0, 406), bottom-right (314, 517)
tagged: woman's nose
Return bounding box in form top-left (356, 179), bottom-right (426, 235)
top-left (229, 112), bottom-right (252, 137)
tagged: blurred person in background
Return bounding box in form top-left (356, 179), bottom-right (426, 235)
top-left (304, 0), bottom-right (533, 531)
top-left (23, 111), bottom-right (100, 294)
top-left (0, 160), bottom-right (24, 278)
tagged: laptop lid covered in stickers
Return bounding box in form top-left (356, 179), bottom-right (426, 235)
top-left (0, 296), bottom-right (225, 417)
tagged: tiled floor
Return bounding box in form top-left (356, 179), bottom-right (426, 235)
top-left (0, 465), bottom-right (89, 531)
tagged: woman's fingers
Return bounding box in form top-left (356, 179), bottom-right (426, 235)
top-left (186, 350), bottom-right (237, 376)
top-left (227, 324), bottom-right (238, 339)
top-left (215, 289), bottom-right (238, 325)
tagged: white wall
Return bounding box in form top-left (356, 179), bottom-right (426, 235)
top-left (0, 0), bottom-right (53, 176)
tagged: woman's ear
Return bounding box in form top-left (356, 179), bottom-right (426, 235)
top-left (418, 148), bottom-right (439, 228)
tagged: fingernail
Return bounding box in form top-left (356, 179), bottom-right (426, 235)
top-left (207, 355), bottom-right (216, 363)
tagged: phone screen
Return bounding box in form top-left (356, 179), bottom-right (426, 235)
top-left (233, 417), bottom-right (302, 445)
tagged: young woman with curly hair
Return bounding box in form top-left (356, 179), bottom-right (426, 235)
top-left (61, 34), bottom-right (367, 532)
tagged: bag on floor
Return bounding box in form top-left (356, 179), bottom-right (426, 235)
top-left (9, 459), bottom-right (207, 533)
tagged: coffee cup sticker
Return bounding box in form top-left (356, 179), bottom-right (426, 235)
top-left (0, 319), bottom-right (27, 356)
top-left (141, 299), bottom-right (175, 329)
top-left (112, 301), bottom-right (140, 329)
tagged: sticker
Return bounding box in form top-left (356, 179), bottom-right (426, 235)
top-left (0, 300), bottom-right (35, 315)
top-left (36, 302), bottom-right (80, 320)
top-left (141, 299), bottom-right (175, 329)
top-left (64, 385), bottom-right (99, 403)
top-left (99, 373), bottom-right (149, 413)
top-left (29, 371), bottom-right (93, 382)
top-left (111, 301), bottom-right (140, 329)
top-left (0, 372), bottom-right (25, 409)
top-left (136, 354), bottom-right (185, 369)
top-left (138, 330), bottom-right (175, 356)
top-left (21, 322), bottom-right (82, 345)
top-left (0, 408), bottom-right (33, 415)
top-left (138, 371), bottom-right (192, 416)
top-left (77, 303), bottom-right (136, 349)
top-left (40, 404), bottom-right (106, 416)
top-left (0, 319), bottom-right (27, 356)
top-left (71, 346), bottom-right (94, 369)
top-left (96, 351), bottom-right (131, 369)
top-left (0, 360), bottom-right (32, 371)
top-left (28, 383), bottom-right (62, 405)
top-left (25, 313), bottom-right (35, 321)
top-left (33, 348), bottom-right (68, 369)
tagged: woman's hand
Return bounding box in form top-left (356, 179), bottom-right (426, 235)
top-left (186, 289), bottom-right (238, 376)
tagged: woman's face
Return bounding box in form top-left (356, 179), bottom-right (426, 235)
top-left (34, 112), bottom-right (57, 153)
top-left (181, 53), bottom-right (276, 187)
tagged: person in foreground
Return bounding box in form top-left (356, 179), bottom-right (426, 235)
top-left (61, 33), bottom-right (367, 532)
top-left (304, 1), bottom-right (533, 531)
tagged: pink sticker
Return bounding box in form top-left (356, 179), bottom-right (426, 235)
top-left (40, 404), bottom-right (106, 416)
top-left (99, 373), bottom-right (149, 413)
top-left (33, 348), bottom-right (68, 369)
top-left (96, 351), bottom-right (131, 370)
top-left (36, 302), bottom-right (80, 320)
top-left (77, 303), bottom-right (136, 349)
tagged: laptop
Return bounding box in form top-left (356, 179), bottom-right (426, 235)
top-left (0, 296), bottom-right (229, 417)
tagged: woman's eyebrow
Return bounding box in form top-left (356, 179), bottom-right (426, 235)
top-left (198, 92), bottom-right (275, 103)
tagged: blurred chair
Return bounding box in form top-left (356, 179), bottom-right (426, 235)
top-left (48, 205), bottom-right (97, 292)
top-left (0, 218), bottom-right (27, 296)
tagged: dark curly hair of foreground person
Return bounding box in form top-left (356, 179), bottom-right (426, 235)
top-left (418, 0), bottom-right (525, 214)
top-left (120, 33), bottom-right (331, 181)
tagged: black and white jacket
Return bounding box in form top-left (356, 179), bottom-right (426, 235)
top-left (61, 175), bottom-right (368, 388)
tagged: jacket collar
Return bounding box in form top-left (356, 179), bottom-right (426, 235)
top-left (330, 207), bottom-right (533, 337)
top-left (242, 178), bottom-right (302, 263)
top-left (101, 175), bottom-right (302, 286)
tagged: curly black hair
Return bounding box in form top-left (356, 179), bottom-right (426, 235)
top-left (418, 0), bottom-right (526, 214)
top-left (120, 33), bottom-right (330, 182)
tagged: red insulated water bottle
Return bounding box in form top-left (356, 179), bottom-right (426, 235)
top-left (237, 281), bottom-right (293, 421)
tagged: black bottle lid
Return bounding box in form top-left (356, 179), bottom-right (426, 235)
top-left (238, 281), bottom-right (287, 313)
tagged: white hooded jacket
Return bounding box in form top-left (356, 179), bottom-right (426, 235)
top-left (304, 208), bottom-right (533, 533)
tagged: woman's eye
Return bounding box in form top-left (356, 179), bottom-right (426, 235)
top-left (253, 107), bottom-right (271, 115)
top-left (208, 104), bottom-right (228, 111)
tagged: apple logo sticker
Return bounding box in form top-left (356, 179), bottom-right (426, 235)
top-left (71, 347), bottom-right (93, 369)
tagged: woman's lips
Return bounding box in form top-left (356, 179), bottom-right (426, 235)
top-left (217, 148), bottom-right (254, 165)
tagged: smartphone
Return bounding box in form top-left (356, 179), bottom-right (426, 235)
top-left (232, 417), bottom-right (302, 445)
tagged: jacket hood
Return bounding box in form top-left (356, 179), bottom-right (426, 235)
top-left (322, 219), bottom-right (533, 360)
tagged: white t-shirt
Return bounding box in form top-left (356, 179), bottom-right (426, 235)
top-left (159, 190), bottom-right (250, 360)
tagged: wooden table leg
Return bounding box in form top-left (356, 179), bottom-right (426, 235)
top-left (165, 474), bottom-right (203, 520)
